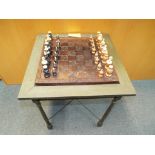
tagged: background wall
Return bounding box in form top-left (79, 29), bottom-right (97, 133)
top-left (0, 19), bottom-right (155, 84)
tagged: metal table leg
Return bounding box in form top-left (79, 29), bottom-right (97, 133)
top-left (97, 96), bottom-right (122, 127)
top-left (32, 100), bottom-right (53, 129)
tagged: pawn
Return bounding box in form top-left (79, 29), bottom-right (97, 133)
top-left (101, 53), bottom-right (109, 64)
top-left (94, 56), bottom-right (100, 64)
top-left (98, 69), bottom-right (104, 78)
top-left (44, 40), bottom-right (49, 46)
top-left (56, 39), bottom-right (61, 49)
top-left (54, 56), bottom-right (58, 63)
top-left (43, 65), bottom-right (48, 69)
top-left (100, 39), bottom-right (105, 46)
top-left (41, 59), bottom-right (48, 65)
top-left (52, 67), bottom-right (57, 77)
top-left (91, 47), bottom-right (96, 54)
top-left (102, 44), bottom-right (107, 51)
top-left (97, 62), bottom-right (102, 71)
top-left (53, 61), bottom-right (57, 68)
top-left (95, 52), bottom-right (99, 58)
top-left (89, 35), bottom-right (93, 41)
top-left (105, 59), bottom-right (113, 70)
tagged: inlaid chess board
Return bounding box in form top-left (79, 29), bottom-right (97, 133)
top-left (35, 37), bottom-right (119, 85)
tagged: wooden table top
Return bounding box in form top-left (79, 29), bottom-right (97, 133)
top-left (18, 34), bottom-right (136, 100)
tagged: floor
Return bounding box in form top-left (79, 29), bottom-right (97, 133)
top-left (0, 80), bottom-right (155, 135)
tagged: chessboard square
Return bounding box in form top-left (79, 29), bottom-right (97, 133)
top-left (76, 61), bottom-right (85, 66)
top-left (60, 55), bottom-right (68, 61)
top-left (84, 54), bottom-right (92, 60)
top-left (76, 46), bottom-right (83, 51)
top-left (61, 46), bottom-right (68, 50)
top-left (68, 56), bottom-right (76, 61)
top-left (58, 65), bottom-right (68, 73)
top-left (85, 60), bottom-right (93, 66)
top-left (68, 47), bottom-right (75, 50)
top-left (60, 51), bottom-right (68, 55)
top-left (68, 50), bottom-right (76, 56)
top-left (76, 51), bottom-right (83, 55)
top-left (68, 42), bottom-right (74, 46)
top-left (59, 61), bottom-right (68, 66)
top-left (68, 65), bottom-right (77, 72)
top-left (76, 55), bottom-right (84, 61)
top-left (61, 42), bottom-right (68, 46)
top-left (68, 60), bottom-right (76, 66)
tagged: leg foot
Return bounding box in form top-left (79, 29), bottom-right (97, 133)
top-left (32, 100), bottom-right (53, 129)
top-left (47, 123), bottom-right (53, 129)
top-left (97, 121), bottom-right (103, 127)
top-left (96, 96), bottom-right (122, 127)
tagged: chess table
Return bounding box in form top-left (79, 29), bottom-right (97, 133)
top-left (18, 33), bottom-right (136, 129)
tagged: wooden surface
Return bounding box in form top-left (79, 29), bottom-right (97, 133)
top-left (35, 37), bottom-right (119, 85)
top-left (18, 34), bottom-right (136, 99)
top-left (0, 19), bottom-right (155, 84)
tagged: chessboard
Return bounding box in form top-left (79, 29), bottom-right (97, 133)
top-left (35, 37), bottom-right (119, 86)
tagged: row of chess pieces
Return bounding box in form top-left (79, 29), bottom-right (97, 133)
top-left (89, 32), bottom-right (114, 78)
top-left (41, 31), bottom-right (61, 78)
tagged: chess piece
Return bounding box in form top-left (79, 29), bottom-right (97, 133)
top-left (44, 72), bottom-right (50, 78)
top-left (43, 65), bottom-right (48, 69)
top-left (95, 52), bottom-right (99, 57)
top-left (54, 56), bottom-right (58, 63)
top-left (53, 61), bottom-right (57, 68)
top-left (41, 59), bottom-right (48, 65)
top-left (97, 31), bottom-right (103, 41)
top-left (94, 56), bottom-right (100, 64)
top-left (44, 45), bottom-right (51, 51)
top-left (97, 62), bottom-right (102, 71)
top-left (98, 69), bottom-right (104, 78)
top-left (91, 46), bottom-right (96, 54)
top-left (56, 39), bottom-right (61, 49)
top-left (89, 35), bottom-right (93, 42)
top-left (91, 41), bottom-right (95, 47)
top-left (44, 40), bottom-right (49, 46)
top-left (100, 39), bottom-right (105, 46)
top-left (101, 54), bottom-right (109, 64)
top-left (48, 31), bottom-right (52, 38)
top-left (52, 67), bottom-right (57, 76)
top-left (102, 44), bottom-right (107, 51)
top-left (105, 58), bottom-right (113, 70)
top-left (43, 69), bottom-right (50, 78)
top-left (105, 65), bottom-right (113, 77)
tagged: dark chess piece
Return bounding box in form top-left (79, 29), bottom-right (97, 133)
top-left (44, 72), bottom-right (50, 78)
top-left (48, 31), bottom-right (52, 38)
top-left (53, 62), bottom-right (57, 68)
top-left (44, 55), bottom-right (51, 61)
top-left (43, 69), bottom-right (49, 74)
top-left (54, 56), bottom-right (58, 63)
top-left (52, 67), bottom-right (57, 77)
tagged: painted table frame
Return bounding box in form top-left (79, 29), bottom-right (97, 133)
top-left (18, 34), bottom-right (136, 129)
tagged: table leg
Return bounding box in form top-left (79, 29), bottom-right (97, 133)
top-left (97, 96), bottom-right (122, 127)
top-left (32, 100), bottom-right (53, 129)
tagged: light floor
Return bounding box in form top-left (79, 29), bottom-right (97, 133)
top-left (0, 80), bottom-right (155, 135)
